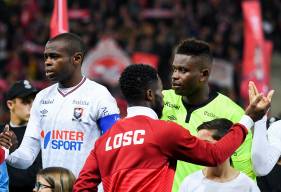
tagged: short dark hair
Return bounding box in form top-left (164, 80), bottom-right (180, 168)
top-left (119, 64), bottom-right (158, 103)
top-left (49, 33), bottom-right (86, 58)
top-left (197, 118), bottom-right (233, 140)
top-left (175, 38), bottom-right (213, 64)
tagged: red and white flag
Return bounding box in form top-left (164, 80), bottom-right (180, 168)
top-left (240, 0), bottom-right (272, 104)
top-left (82, 37), bottom-right (131, 86)
top-left (50, 0), bottom-right (69, 38)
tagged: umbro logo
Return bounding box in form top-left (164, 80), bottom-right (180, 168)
top-left (167, 115), bottom-right (177, 121)
top-left (40, 109), bottom-right (48, 117)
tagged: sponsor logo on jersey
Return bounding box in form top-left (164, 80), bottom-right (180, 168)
top-left (164, 101), bottom-right (180, 110)
top-left (40, 99), bottom-right (54, 104)
top-left (105, 130), bottom-right (145, 151)
top-left (72, 100), bottom-right (89, 106)
top-left (167, 115), bottom-right (177, 121)
top-left (204, 111), bottom-right (218, 118)
top-left (40, 109), bottom-right (48, 117)
top-left (72, 108), bottom-right (84, 121)
top-left (41, 130), bottom-right (84, 151)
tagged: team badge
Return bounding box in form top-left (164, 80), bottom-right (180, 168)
top-left (72, 107), bottom-right (84, 121)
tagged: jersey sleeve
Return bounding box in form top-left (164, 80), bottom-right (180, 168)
top-left (153, 121), bottom-right (248, 166)
top-left (268, 120), bottom-right (281, 151)
top-left (7, 137), bottom-right (41, 169)
top-left (96, 88), bottom-right (120, 133)
top-left (74, 146), bottom-right (101, 192)
top-left (252, 118), bottom-right (281, 176)
top-left (223, 97), bottom-right (256, 179)
top-left (23, 94), bottom-right (42, 139)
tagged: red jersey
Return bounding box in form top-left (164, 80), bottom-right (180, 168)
top-left (74, 113), bottom-right (248, 192)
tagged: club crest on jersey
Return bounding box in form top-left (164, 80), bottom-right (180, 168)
top-left (72, 108), bottom-right (83, 121)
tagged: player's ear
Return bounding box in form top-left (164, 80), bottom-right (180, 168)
top-left (6, 100), bottom-right (14, 110)
top-left (145, 89), bottom-right (153, 102)
top-left (200, 69), bottom-right (209, 82)
top-left (72, 52), bottom-right (83, 66)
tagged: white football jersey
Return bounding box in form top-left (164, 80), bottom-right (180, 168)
top-left (179, 170), bottom-right (260, 192)
top-left (25, 77), bottom-right (119, 176)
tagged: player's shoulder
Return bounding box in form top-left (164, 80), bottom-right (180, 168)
top-left (35, 83), bottom-right (58, 98)
top-left (82, 78), bottom-right (111, 95)
top-left (162, 89), bottom-right (182, 104)
top-left (163, 89), bottom-right (179, 98)
top-left (238, 174), bottom-right (261, 191)
top-left (235, 171), bottom-right (254, 183)
top-left (268, 120), bottom-right (281, 132)
top-left (216, 92), bottom-right (237, 103)
top-left (267, 120), bottom-right (281, 145)
top-left (181, 170), bottom-right (204, 185)
top-left (215, 92), bottom-right (242, 108)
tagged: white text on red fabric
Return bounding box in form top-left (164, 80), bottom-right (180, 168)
top-left (105, 130), bottom-right (145, 151)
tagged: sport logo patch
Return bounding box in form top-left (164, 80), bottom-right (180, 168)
top-left (41, 130), bottom-right (84, 151)
top-left (72, 108), bottom-right (83, 121)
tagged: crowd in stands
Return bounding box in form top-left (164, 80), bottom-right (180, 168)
top-left (0, 0), bottom-right (281, 120)
top-left (0, 0), bottom-right (281, 191)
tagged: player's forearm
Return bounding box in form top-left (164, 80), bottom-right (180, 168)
top-left (231, 134), bottom-right (256, 179)
top-left (252, 117), bottom-right (281, 176)
top-left (190, 115), bottom-right (252, 166)
top-left (6, 136), bottom-right (40, 169)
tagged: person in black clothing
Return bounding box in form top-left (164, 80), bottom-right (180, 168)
top-left (1, 80), bottom-right (42, 192)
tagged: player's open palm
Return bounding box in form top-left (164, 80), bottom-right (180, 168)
top-left (246, 81), bottom-right (274, 121)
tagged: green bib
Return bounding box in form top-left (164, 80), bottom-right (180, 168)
top-left (161, 89), bottom-right (255, 192)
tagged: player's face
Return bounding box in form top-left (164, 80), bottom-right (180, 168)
top-left (8, 96), bottom-right (34, 125)
top-left (151, 77), bottom-right (164, 118)
top-left (171, 54), bottom-right (203, 97)
top-left (44, 40), bottom-right (75, 83)
top-left (33, 175), bottom-right (53, 192)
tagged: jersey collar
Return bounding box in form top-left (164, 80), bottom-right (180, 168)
top-left (57, 77), bottom-right (86, 97)
top-left (126, 106), bottom-right (158, 120)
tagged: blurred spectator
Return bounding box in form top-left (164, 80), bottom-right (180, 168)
top-left (1, 80), bottom-right (42, 192)
top-left (34, 167), bottom-right (76, 192)
top-left (0, 0), bottom-right (280, 117)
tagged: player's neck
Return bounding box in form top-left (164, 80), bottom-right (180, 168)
top-left (182, 85), bottom-right (209, 105)
top-left (59, 73), bottom-right (83, 88)
top-left (203, 161), bottom-right (239, 182)
top-left (10, 116), bottom-right (27, 127)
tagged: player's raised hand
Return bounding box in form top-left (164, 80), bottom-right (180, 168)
top-left (0, 124), bottom-right (12, 149)
top-left (0, 124), bottom-right (18, 150)
top-left (245, 81), bottom-right (274, 121)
